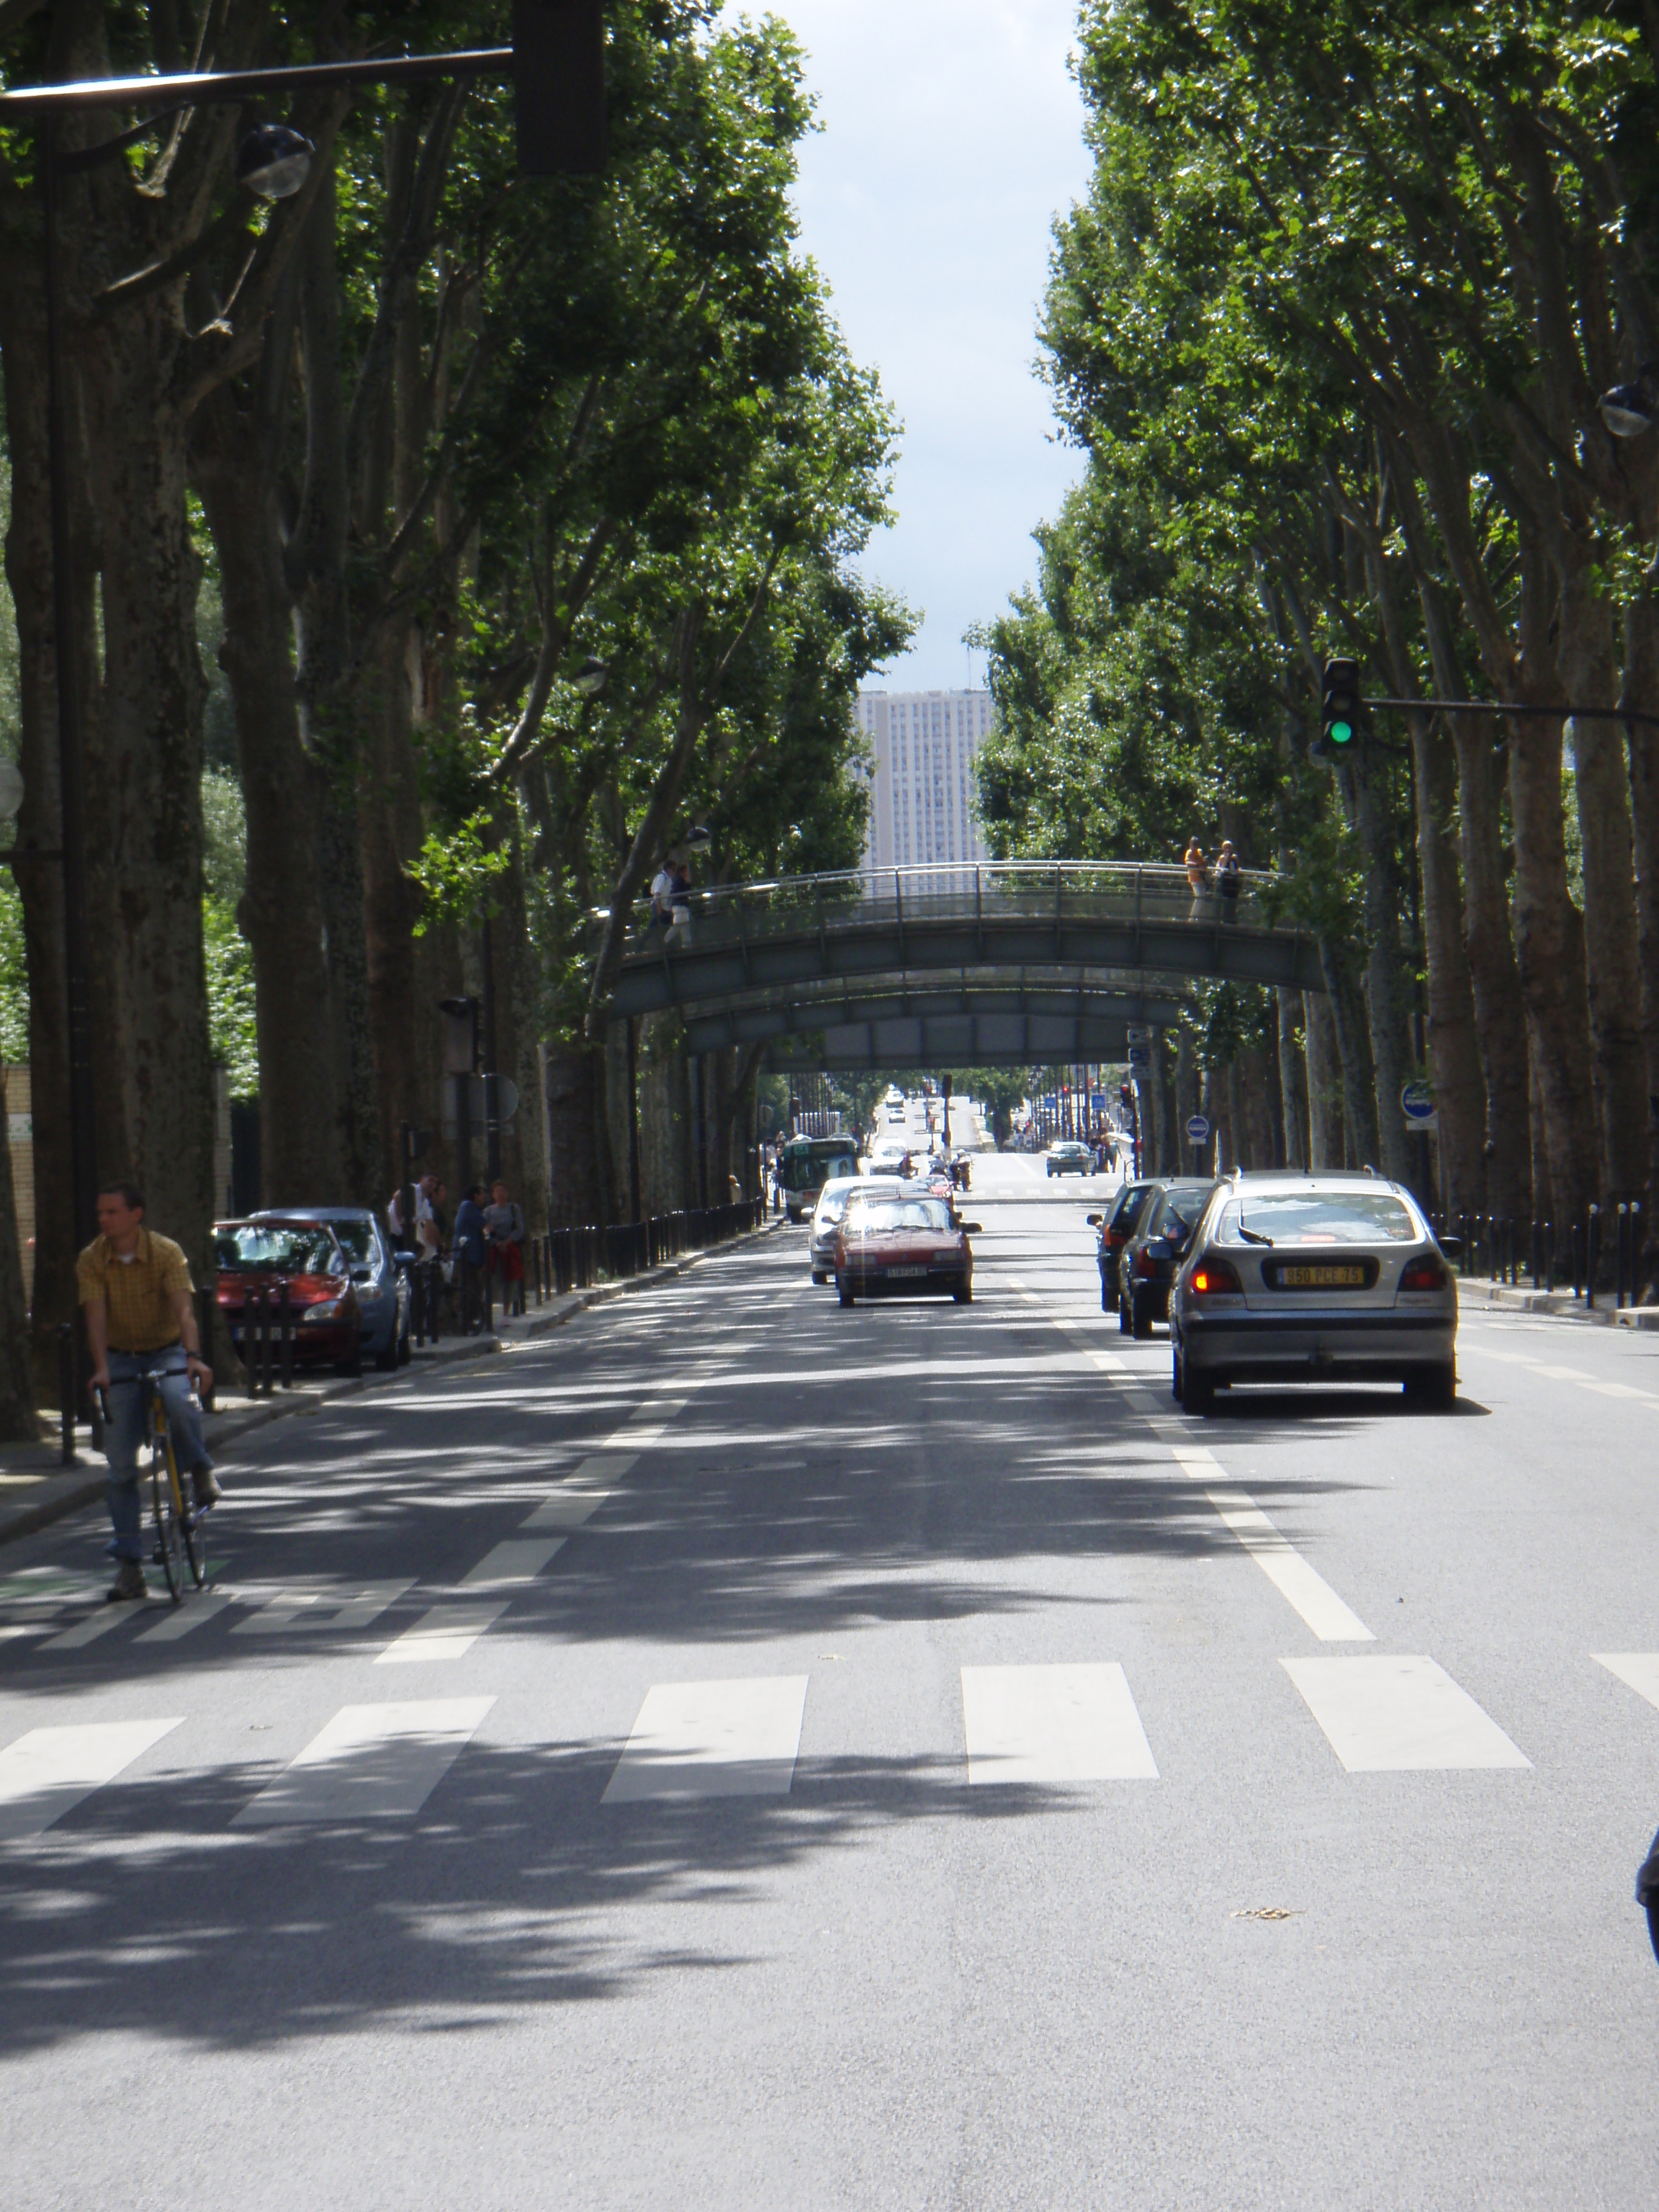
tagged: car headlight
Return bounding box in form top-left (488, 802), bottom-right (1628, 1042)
top-left (300, 1297), bottom-right (346, 1321)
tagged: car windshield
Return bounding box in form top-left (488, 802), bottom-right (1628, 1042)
top-left (850, 1199), bottom-right (953, 1234)
top-left (321, 1219), bottom-right (376, 1264)
top-left (814, 1183), bottom-right (859, 1223)
top-left (216, 1225), bottom-right (340, 1274)
top-left (1220, 1191), bottom-right (1419, 1246)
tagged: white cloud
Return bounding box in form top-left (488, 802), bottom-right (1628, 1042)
top-left (765, 1), bottom-right (1094, 689)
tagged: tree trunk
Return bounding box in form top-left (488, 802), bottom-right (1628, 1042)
top-left (0, 1066), bottom-right (40, 1442)
top-left (1346, 756), bottom-right (1414, 1182)
top-left (545, 1038), bottom-right (608, 1226)
top-left (1318, 943), bottom-right (1377, 1168)
top-left (1620, 590), bottom-right (1659, 1243)
top-left (190, 385), bottom-right (343, 1206)
top-left (1408, 719), bottom-right (1485, 1215)
top-left (1305, 989), bottom-right (1343, 1169)
top-left (1276, 988), bottom-right (1308, 1167)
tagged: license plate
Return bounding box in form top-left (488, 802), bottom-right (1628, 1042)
top-left (884, 1265), bottom-right (927, 1278)
top-left (1280, 1264), bottom-right (1365, 1287)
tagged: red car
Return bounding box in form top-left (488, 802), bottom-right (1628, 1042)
top-left (215, 1219), bottom-right (364, 1372)
top-left (833, 1193), bottom-right (978, 1306)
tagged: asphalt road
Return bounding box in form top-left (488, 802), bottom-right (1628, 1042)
top-left (2, 1155), bottom-right (1656, 2210)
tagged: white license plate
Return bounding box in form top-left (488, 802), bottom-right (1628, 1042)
top-left (884, 1266), bottom-right (927, 1279)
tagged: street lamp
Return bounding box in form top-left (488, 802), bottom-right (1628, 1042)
top-left (235, 122), bottom-right (315, 199)
top-left (1599, 364), bottom-right (1659, 439)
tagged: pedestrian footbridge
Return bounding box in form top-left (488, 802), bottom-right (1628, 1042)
top-left (595, 863), bottom-right (1322, 1065)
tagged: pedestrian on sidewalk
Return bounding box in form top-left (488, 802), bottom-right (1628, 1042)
top-left (483, 1178), bottom-right (526, 1318)
top-left (453, 1183), bottom-right (487, 1334)
top-left (387, 1172), bottom-right (437, 1253)
top-left (77, 1182), bottom-right (219, 1603)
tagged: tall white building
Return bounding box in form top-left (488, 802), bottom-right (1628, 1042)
top-left (855, 689), bottom-right (996, 876)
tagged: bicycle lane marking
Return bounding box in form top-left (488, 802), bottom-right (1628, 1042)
top-left (1004, 1276), bottom-right (1375, 1645)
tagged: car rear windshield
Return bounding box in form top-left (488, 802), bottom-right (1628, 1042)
top-left (1153, 1190), bottom-right (1210, 1236)
top-left (783, 1151), bottom-right (857, 1190)
top-left (1218, 1192), bottom-right (1419, 1245)
top-left (216, 1226), bottom-right (341, 1274)
top-left (1109, 1184), bottom-right (1155, 1233)
top-left (850, 1199), bottom-right (953, 1233)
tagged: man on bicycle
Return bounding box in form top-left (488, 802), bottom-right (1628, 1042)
top-left (77, 1182), bottom-right (219, 1602)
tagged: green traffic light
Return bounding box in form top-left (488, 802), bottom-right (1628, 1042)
top-left (1328, 719), bottom-right (1354, 746)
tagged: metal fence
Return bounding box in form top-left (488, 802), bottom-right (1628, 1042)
top-left (1432, 1200), bottom-right (1649, 1309)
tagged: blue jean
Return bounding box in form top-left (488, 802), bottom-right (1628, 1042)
top-left (103, 1349), bottom-right (212, 1561)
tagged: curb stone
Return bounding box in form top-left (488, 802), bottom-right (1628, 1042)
top-left (1457, 1278), bottom-right (1659, 1331)
top-left (0, 1215), bottom-right (788, 1550)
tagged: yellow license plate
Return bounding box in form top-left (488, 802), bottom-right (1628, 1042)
top-left (1280, 1264), bottom-right (1365, 1287)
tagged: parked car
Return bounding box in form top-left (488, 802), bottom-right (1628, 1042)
top-left (1087, 1179), bottom-right (1161, 1314)
top-left (254, 1205), bottom-right (412, 1368)
top-left (1118, 1179), bottom-right (1218, 1337)
top-left (1046, 1139), bottom-right (1093, 1178)
top-left (833, 1192), bottom-right (980, 1305)
top-left (1168, 1170), bottom-right (1461, 1413)
top-left (214, 1219), bottom-right (364, 1372)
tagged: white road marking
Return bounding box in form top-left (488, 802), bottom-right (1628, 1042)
top-left (0, 1719), bottom-right (184, 1840)
top-left (1282, 1656), bottom-right (1530, 1771)
top-left (1592, 1654), bottom-right (1659, 1712)
top-left (232, 1698), bottom-right (495, 1825)
top-left (960, 1663), bottom-right (1158, 1784)
top-left (572, 1452), bottom-right (638, 1481)
top-left (375, 1602), bottom-right (510, 1665)
top-left (1200, 1485), bottom-right (1374, 1642)
top-left (137, 1595), bottom-right (234, 1642)
top-left (232, 1580), bottom-right (415, 1634)
top-left (602, 1676), bottom-right (809, 1802)
top-left (519, 1491), bottom-right (611, 1532)
top-left (42, 1606), bottom-right (143, 1650)
top-left (459, 1539), bottom-right (565, 1587)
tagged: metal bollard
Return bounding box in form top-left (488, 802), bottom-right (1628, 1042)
top-left (1617, 1202), bottom-right (1629, 1310)
top-left (1571, 1218), bottom-right (1583, 1300)
top-left (279, 1279), bottom-right (294, 1388)
top-left (1587, 1205), bottom-right (1601, 1310)
top-left (58, 1319), bottom-right (76, 1467)
top-left (1544, 1220), bottom-right (1555, 1295)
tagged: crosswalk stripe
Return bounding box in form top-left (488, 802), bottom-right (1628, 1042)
top-left (1202, 1487), bottom-right (1375, 1642)
top-left (232, 1698), bottom-right (496, 1825)
top-left (519, 1491), bottom-right (611, 1532)
top-left (602, 1676), bottom-right (809, 1802)
top-left (1282, 1656), bottom-right (1530, 1771)
top-left (0, 1719), bottom-right (184, 1840)
top-left (961, 1663), bottom-right (1158, 1784)
top-left (459, 1539), bottom-right (565, 1587)
top-left (376, 1601), bottom-right (510, 1665)
top-left (231, 1580), bottom-right (415, 1634)
top-left (571, 1453), bottom-right (637, 1481)
top-left (42, 1606), bottom-right (140, 1650)
top-left (1591, 1654), bottom-right (1659, 1712)
top-left (137, 1595), bottom-right (234, 1642)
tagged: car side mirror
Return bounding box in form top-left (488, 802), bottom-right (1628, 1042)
top-left (958, 1220), bottom-right (983, 1234)
top-left (1144, 1237), bottom-right (1172, 1261)
top-left (1438, 1234), bottom-right (1463, 1258)
top-left (392, 1249), bottom-right (417, 1269)
top-left (1085, 1213), bottom-right (1103, 1226)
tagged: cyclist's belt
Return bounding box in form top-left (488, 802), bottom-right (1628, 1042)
top-left (109, 1338), bottom-right (184, 1357)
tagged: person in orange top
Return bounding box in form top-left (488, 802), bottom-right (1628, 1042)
top-left (77, 1182), bottom-right (218, 1603)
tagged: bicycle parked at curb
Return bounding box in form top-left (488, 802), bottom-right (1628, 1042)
top-left (98, 1364), bottom-right (210, 1602)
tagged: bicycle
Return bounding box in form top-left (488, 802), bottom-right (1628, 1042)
top-left (99, 1364), bottom-right (209, 1603)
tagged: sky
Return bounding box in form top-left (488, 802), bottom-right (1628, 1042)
top-left (772, 1), bottom-right (1096, 693)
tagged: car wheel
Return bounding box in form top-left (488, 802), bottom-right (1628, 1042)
top-left (1118, 1293), bottom-right (1131, 1336)
top-left (1171, 1343), bottom-right (1183, 1400)
top-left (811, 1269), bottom-right (828, 1285)
top-left (396, 1323), bottom-right (411, 1367)
top-left (838, 1278), bottom-right (855, 1308)
top-left (1130, 1287), bottom-right (1152, 1341)
top-left (953, 1284), bottom-right (972, 1304)
top-left (1180, 1359), bottom-right (1216, 1415)
top-left (336, 1330), bottom-right (364, 1378)
top-left (1404, 1362), bottom-right (1456, 1411)
top-left (1100, 1271), bottom-right (1113, 1314)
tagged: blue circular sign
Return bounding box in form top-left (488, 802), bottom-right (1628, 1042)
top-left (1187, 1115), bottom-right (1212, 1146)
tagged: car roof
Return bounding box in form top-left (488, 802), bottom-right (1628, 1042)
top-left (253, 1206), bottom-right (375, 1221)
top-left (215, 1217), bottom-right (337, 1235)
top-left (1224, 1172), bottom-right (1412, 1195)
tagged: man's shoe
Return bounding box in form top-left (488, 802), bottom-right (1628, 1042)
top-left (192, 1466), bottom-right (223, 1510)
top-left (107, 1560), bottom-right (148, 1603)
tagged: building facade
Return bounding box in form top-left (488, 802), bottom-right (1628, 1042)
top-left (855, 689), bottom-right (996, 878)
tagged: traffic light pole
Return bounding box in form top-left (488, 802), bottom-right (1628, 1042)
top-left (1365, 696), bottom-right (1659, 729)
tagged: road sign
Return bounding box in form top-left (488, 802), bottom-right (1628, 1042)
top-left (1401, 1079), bottom-right (1437, 1130)
top-left (1187, 1115), bottom-right (1211, 1147)
top-left (1126, 1043), bottom-right (1152, 1072)
top-left (1125, 1025), bottom-right (1153, 1044)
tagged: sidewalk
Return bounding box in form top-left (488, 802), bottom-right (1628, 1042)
top-left (0, 1214), bottom-right (787, 1548)
top-left (1457, 1275), bottom-right (1659, 1331)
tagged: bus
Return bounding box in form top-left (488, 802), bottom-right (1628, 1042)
top-left (778, 1133), bottom-right (860, 1223)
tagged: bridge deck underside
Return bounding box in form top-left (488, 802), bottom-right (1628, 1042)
top-left (605, 891), bottom-right (1325, 1020)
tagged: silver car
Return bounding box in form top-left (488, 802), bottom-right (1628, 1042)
top-left (1167, 1171), bottom-right (1460, 1414)
top-left (809, 1174), bottom-right (904, 1283)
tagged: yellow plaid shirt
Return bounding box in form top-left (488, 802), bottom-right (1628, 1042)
top-left (76, 1230), bottom-right (195, 1353)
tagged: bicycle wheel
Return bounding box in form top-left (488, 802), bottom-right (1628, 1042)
top-left (151, 1434), bottom-right (185, 1603)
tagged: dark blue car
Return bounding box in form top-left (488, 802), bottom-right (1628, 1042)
top-left (253, 1206), bottom-right (412, 1369)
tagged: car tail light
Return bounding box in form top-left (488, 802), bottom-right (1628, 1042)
top-left (1188, 1256), bottom-right (1242, 1295)
top-left (1399, 1257), bottom-right (1447, 1291)
top-left (1133, 1249), bottom-right (1155, 1277)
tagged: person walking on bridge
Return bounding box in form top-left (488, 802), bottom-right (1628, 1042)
top-left (1184, 835), bottom-right (1210, 917)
